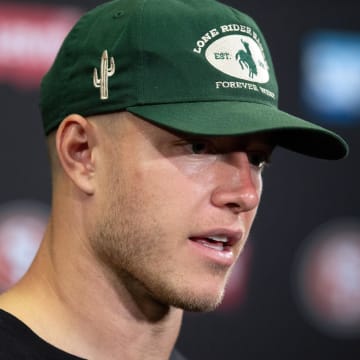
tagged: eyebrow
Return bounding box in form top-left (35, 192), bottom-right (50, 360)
top-left (180, 134), bottom-right (275, 153)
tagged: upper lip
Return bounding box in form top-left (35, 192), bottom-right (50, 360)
top-left (189, 229), bottom-right (243, 247)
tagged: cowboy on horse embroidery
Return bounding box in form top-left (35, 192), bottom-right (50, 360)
top-left (236, 39), bottom-right (258, 79)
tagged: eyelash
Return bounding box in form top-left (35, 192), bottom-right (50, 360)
top-left (183, 140), bottom-right (270, 169)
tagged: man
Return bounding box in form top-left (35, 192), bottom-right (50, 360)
top-left (0, 0), bottom-right (348, 359)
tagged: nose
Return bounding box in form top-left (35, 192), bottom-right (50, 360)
top-left (210, 152), bottom-right (262, 214)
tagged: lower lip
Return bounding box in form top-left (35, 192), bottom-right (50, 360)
top-left (188, 239), bottom-right (236, 266)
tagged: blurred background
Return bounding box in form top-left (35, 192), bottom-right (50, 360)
top-left (0, 0), bottom-right (359, 359)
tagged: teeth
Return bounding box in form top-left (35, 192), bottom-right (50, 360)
top-left (197, 239), bottom-right (224, 251)
top-left (207, 235), bottom-right (228, 243)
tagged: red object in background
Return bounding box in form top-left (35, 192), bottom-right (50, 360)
top-left (0, 201), bottom-right (48, 293)
top-left (0, 3), bottom-right (81, 89)
top-left (295, 219), bottom-right (360, 337)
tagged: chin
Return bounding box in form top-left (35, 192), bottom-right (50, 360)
top-left (171, 290), bottom-right (225, 312)
top-left (157, 268), bottom-right (231, 312)
top-left (152, 280), bottom-right (226, 313)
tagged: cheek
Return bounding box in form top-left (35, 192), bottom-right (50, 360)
top-left (128, 160), bottom-right (212, 238)
top-left (250, 166), bottom-right (264, 193)
top-left (137, 157), bottom-right (214, 200)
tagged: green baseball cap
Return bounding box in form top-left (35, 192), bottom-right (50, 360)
top-left (40, 0), bottom-right (348, 159)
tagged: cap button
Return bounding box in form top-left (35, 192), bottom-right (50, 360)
top-left (113, 10), bottom-right (125, 19)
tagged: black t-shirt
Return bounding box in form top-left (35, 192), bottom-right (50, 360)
top-left (0, 309), bottom-right (186, 360)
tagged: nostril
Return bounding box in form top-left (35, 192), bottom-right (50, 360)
top-left (226, 202), bottom-right (242, 214)
top-left (227, 202), bottom-right (241, 209)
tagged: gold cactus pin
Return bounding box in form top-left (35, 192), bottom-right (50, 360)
top-left (93, 50), bottom-right (115, 100)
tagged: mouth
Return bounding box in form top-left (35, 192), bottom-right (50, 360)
top-left (188, 230), bottom-right (242, 265)
top-left (189, 235), bottom-right (235, 252)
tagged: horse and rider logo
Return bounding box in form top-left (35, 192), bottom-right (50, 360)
top-left (205, 34), bottom-right (269, 83)
top-left (236, 39), bottom-right (257, 79)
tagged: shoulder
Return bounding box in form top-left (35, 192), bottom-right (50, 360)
top-left (0, 309), bottom-right (84, 360)
top-left (0, 309), bottom-right (31, 358)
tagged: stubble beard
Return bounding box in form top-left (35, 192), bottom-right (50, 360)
top-left (89, 178), bottom-right (229, 314)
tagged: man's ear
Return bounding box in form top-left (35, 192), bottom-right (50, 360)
top-left (55, 114), bottom-right (96, 195)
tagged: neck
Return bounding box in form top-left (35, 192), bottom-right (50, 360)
top-left (0, 216), bottom-right (183, 360)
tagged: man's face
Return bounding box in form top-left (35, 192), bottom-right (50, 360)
top-left (89, 112), bottom-right (273, 312)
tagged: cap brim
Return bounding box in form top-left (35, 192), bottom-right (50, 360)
top-left (127, 101), bottom-right (348, 160)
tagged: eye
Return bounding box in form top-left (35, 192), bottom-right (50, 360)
top-left (247, 152), bottom-right (270, 170)
top-left (184, 140), bottom-right (216, 155)
top-left (190, 142), bottom-right (208, 154)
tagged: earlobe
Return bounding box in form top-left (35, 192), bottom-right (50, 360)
top-left (56, 114), bottom-right (96, 195)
